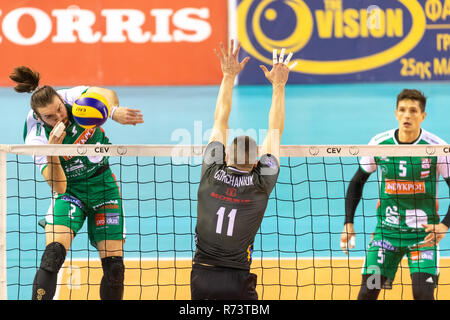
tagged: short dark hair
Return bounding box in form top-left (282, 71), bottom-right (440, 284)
top-left (228, 135), bottom-right (258, 170)
top-left (396, 89), bottom-right (426, 112)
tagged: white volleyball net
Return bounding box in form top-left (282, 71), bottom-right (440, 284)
top-left (0, 144), bottom-right (449, 300)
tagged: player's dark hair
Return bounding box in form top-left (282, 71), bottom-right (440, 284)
top-left (229, 135), bottom-right (258, 171)
top-left (9, 66), bottom-right (59, 112)
top-left (396, 89), bottom-right (426, 112)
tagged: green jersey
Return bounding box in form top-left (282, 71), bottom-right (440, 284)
top-left (24, 86), bottom-right (111, 186)
top-left (360, 128), bottom-right (450, 238)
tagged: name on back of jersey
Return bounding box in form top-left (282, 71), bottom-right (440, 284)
top-left (213, 169), bottom-right (254, 188)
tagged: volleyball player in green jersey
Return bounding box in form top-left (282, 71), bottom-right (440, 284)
top-left (10, 66), bottom-right (143, 300)
top-left (341, 89), bottom-right (450, 300)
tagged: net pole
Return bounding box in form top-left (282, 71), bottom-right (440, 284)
top-left (0, 149), bottom-right (7, 300)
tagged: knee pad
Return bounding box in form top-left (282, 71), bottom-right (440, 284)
top-left (101, 256), bottom-right (125, 287)
top-left (40, 242), bottom-right (66, 273)
top-left (411, 273), bottom-right (437, 300)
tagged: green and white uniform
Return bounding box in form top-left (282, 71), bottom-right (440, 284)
top-left (360, 128), bottom-right (450, 280)
top-left (24, 86), bottom-right (124, 247)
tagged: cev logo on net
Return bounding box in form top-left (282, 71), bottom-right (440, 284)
top-left (237, 0), bottom-right (427, 74)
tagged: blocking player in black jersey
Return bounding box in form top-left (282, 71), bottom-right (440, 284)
top-left (190, 40), bottom-right (296, 300)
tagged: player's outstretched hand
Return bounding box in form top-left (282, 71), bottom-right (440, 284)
top-left (260, 48), bottom-right (297, 86)
top-left (422, 223), bottom-right (449, 247)
top-left (214, 39), bottom-right (250, 78)
top-left (112, 107), bottom-right (144, 125)
top-left (340, 223), bottom-right (356, 255)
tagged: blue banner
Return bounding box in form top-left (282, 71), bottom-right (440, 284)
top-left (237, 0), bottom-right (450, 84)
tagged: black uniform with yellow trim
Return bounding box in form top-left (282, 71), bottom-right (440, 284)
top-left (191, 141), bottom-right (279, 299)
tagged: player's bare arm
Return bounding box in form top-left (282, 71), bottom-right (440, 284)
top-left (209, 40), bottom-right (250, 145)
top-left (260, 49), bottom-right (296, 161)
top-left (87, 86), bottom-right (144, 125)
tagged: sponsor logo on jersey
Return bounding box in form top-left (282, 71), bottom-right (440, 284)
top-left (421, 158), bottom-right (431, 169)
top-left (210, 192), bottom-right (251, 204)
top-left (411, 250), bottom-right (434, 261)
top-left (92, 199), bottom-right (119, 211)
top-left (95, 212), bottom-right (120, 226)
top-left (60, 195), bottom-right (83, 209)
top-left (63, 128), bottom-right (96, 160)
top-left (371, 239), bottom-right (395, 251)
top-left (106, 212), bottom-right (120, 225)
top-left (226, 187), bottom-right (237, 197)
top-left (95, 213), bottom-right (105, 226)
top-left (384, 179), bottom-right (426, 195)
top-left (420, 170), bottom-right (430, 179)
top-left (65, 158), bottom-right (85, 172)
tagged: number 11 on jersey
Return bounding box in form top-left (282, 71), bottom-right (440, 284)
top-left (216, 207), bottom-right (237, 237)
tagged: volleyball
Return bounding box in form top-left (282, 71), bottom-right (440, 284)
top-left (72, 92), bottom-right (110, 129)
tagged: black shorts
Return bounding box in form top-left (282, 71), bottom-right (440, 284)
top-left (190, 264), bottom-right (258, 300)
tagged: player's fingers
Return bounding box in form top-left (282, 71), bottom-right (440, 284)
top-left (127, 109), bottom-right (143, 117)
top-left (233, 41), bottom-right (241, 57)
top-left (229, 39), bottom-right (234, 56)
top-left (272, 49), bottom-right (278, 65)
top-left (283, 52), bottom-right (293, 65)
top-left (348, 236), bottom-right (355, 248)
top-left (219, 42), bottom-right (226, 57)
top-left (288, 61), bottom-right (298, 70)
top-left (340, 234), bottom-right (355, 252)
top-left (423, 235), bottom-right (435, 247)
top-left (340, 239), bottom-right (348, 254)
top-left (423, 224), bottom-right (436, 233)
top-left (128, 117), bottom-right (144, 124)
top-left (128, 114), bottom-right (144, 123)
top-left (259, 65), bottom-right (269, 77)
top-left (121, 107), bottom-right (138, 113)
top-left (240, 56), bottom-right (250, 69)
top-left (214, 48), bottom-right (221, 60)
top-left (278, 48), bottom-right (285, 64)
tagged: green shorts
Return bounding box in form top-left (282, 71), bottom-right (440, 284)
top-left (361, 230), bottom-right (439, 281)
top-left (45, 171), bottom-right (124, 248)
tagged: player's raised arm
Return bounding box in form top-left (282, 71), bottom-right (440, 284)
top-left (259, 49), bottom-right (296, 161)
top-left (208, 40), bottom-right (250, 145)
top-left (86, 87), bottom-right (143, 126)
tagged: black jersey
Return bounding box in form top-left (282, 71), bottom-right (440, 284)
top-left (194, 141), bottom-right (280, 270)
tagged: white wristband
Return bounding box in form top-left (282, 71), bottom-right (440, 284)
top-left (110, 106), bottom-right (118, 119)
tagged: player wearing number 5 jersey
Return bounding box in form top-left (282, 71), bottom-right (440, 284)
top-left (191, 41), bottom-right (295, 300)
top-left (341, 89), bottom-right (450, 300)
top-left (10, 66), bottom-right (143, 300)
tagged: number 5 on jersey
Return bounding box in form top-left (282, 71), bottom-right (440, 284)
top-left (216, 207), bottom-right (237, 237)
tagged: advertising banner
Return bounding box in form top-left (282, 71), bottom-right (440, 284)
top-left (0, 0), bottom-right (228, 86)
top-left (236, 0), bottom-right (450, 84)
